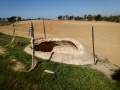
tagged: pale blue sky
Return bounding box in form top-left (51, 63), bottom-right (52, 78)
top-left (0, 0), bottom-right (120, 19)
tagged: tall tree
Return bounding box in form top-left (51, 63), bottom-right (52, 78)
top-left (87, 15), bottom-right (93, 21)
top-left (95, 14), bottom-right (102, 21)
top-left (84, 15), bottom-right (87, 19)
top-left (10, 16), bottom-right (17, 22)
top-left (68, 16), bottom-right (74, 20)
top-left (58, 15), bottom-right (63, 20)
top-left (75, 16), bottom-right (81, 20)
top-left (17, 16), bottom-right (21, 21)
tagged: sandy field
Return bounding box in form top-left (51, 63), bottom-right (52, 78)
top-left (0, 20), bottom-right (120, 66)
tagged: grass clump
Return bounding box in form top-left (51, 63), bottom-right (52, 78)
top-left (0, 33), bottom-right (120, 90)
top-left (0, 21), bottom-right (14, 26)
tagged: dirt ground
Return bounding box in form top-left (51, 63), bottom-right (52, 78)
top-left (0, 20), bottom-right (120, 66)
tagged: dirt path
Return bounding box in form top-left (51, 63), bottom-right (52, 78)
top-left (0, 20), bottom-right (120, 66)
top-left (90, 60), bottom-right (119, 80)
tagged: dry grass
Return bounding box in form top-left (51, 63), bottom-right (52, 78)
top-left (0, 46), bottom-right (5, 55)
top-left (12, 61), bottom-right (25, 71)
top-left (0, 20), bottom-right (120, 66)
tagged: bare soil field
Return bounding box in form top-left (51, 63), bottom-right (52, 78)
top-left (0, 20), bottom-right (120, 66)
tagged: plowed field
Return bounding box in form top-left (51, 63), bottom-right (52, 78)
top-left (0, 20), bottom-right (120, 66)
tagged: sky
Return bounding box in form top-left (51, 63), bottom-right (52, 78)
top-left (0, 0), bottom-right (120, 19)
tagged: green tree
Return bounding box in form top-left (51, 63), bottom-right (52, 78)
top-left (17, 16), bottom-right (21, 21)
top-left (95, 14), bottom-right (102, 21)
top-left (37, 18), bottom-right (41, 20)
top-left (58, 15), bottom-right (63, 20)
top-left (84, 15), bottom-right (87, 19)
top-left (10, 16), bottom-right (17, 22)
top-left (75, 16), bottom-right (82, 20)
top-left (87, 15), bottom-right (93, 21)
top-left (68, 16), bottom-right (74, 20)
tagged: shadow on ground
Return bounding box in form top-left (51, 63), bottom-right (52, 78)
top-left (111, 68), bottom-right (120, 82)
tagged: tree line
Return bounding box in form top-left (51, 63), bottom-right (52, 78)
top-left (0, 16), bottom-right (52, 22)
top-left (57, 14), bottom-right (120, 23)
top-left (0, 16), bottom-right (22, 22)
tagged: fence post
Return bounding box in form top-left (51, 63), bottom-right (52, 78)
top-left (43, 18), bottom-right (46, 39)
top-left (31, 21), bottom-right (34, 69)
top-left (92, 26), bottom-right (96, 65)
top-left (28, 21), bottom-right (37, 71)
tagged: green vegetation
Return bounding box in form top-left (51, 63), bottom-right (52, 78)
top-left (0, 33), bottom-right (120, 90)
top-left (57, 14), bottom-right (120, 23)
top-left (0, 21), bottom-right (14, 26)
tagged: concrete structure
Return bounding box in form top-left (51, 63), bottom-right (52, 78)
top-left (25, 38), bottom-right (95, 65)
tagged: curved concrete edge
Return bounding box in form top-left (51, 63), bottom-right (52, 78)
top-left (24, 38), bottom-right (95, 65)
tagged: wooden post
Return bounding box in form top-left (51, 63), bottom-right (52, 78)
top-left (92, 26), bottom-right (96, 65)
top-left (31, 38), bottom-right (35, 68)
top-left (30, 22), bottom-right (35, 67)
top-left (43, 18), bottom-right (46, 39)
top-left (29, 22), bottom-right (37, 72)
top-left (28, 21), bottom-right (37, 71)
top-left (30, 21), bottom-right (34, 38)
top-left (30, 21), bottom-right (35, 68)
